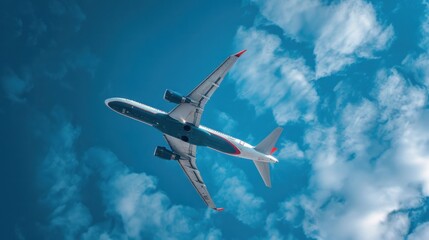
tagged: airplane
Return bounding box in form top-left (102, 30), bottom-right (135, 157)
top-left (105, 50), bottom-right (283, 211)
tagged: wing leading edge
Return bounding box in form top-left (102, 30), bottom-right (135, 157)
top-left (168, 50), bottom-right (246, 126)
top-left (163, 134), bottom-right (223, 211)
top-left (161, 50), bottom-right (246, 210)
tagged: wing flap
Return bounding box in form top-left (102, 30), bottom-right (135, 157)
top-left (177, 160), bottom-right (212, 202)
top-left (163, 134), bottom-right (219, 209)
top-left (168, 50), bottom-right (245, 126)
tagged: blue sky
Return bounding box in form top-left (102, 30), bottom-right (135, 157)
top-left (2, 0), bottom-right (429, 239)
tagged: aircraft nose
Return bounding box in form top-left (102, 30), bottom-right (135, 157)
top-left (105, 98), bottom-right (115, 107)
top-left (105, 98), bottom-right (122, 112)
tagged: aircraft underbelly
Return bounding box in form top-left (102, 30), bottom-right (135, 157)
top-left (152, 116), bottom-right (239, 154)
top-left (204, 134), bottom-right (240, 155)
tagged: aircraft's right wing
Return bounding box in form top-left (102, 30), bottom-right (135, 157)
top-left (168, 50), bottom-right (246, 126)
top-left (163, 134), bottom-right (223, 211)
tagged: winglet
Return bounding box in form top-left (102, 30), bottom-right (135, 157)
top-left (214, 208), bottom-right (224, 212)
top-left (234, 49), bottom-right (246, 57)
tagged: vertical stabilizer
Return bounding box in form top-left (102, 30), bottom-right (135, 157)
top-left (253, 161), bottom-right (271, 187)
top-left (253, 127), bottom-right (283, 187)
top-left (255, 127), bottom-right (283, 155)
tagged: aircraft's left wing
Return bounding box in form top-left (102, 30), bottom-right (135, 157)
top-left (168, 50), bottom-right (246, 126)
top-left (163, 134), bottom-right (223, 211)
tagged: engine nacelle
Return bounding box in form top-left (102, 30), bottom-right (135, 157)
top-left (154, 146), bottom-right (180, 160)
top-left (164, 89), bottom-right (192, 104)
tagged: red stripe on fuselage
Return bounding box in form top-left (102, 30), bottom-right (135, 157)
top-left (210, 132), bottom-right (241, 155)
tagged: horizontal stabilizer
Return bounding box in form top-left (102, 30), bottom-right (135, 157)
top-left (255, 127), bottom-right (283, 155)
top-left (253, 161), bottom-right (271, 187)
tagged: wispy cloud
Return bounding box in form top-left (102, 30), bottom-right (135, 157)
top-left (403, 53), bottom-right (429, 89)
top-left (41, 47), bottom-right (100, 86)
top-left (39, 110), bottom-right (91, 240)
top-left (212, 162), bottom-right (265, 226)
top-left (48, 0), bottom-right (86, 32)
top-left (232, 27), bottom-right (318, 124)
top-left (252, 0), bottom-right (394, 77)
top-left (340, 99), bottom-right (377, 158)
top-left (216, 111), bottom-right (237, 133)
top-left (1, 0), bottom-right (98, 96)
top-left (402, 1), bottom-right (429, 90)
top-left (37, 109), bottom-right (223, 239)
top-left (277, 141), bottom-right (304, 160)
top-left (230, 3), bottom-right (429, 237)
top-left (419, 0), bottom-right (429, 51)
top-left (84, 148), bottom-right (208, 239)
top-left (209, 111), bottom-right (267, 227)
top-left (409, 222), bottom-right (429, 240)
top-left (1, 69), bottom-right (32, 103)
top-left (263, 213), bottom-right (285, 240)
top-left (276, 68), bottom-right (429, 239)
top-left (193, 228), bottom-right (223, 240)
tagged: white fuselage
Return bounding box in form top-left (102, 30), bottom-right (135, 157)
top-left (105, 97), bottom-right (279, 164)
top-left (199, 126), bottom-right (278, 163)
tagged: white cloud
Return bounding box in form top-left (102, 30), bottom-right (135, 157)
top-left (252, 0), bottom-right (394, 77)
top-left (374, 69), bottom-right (427, 133)
top-left (229, 2), bottom-right (428, 237)
top-left (381, 213), bottom-right (410, 240)
top-left (274, 69), bottom-right (429, 240)
top-left (277, 141), bottom-right (304, 160)
top-left (419, 0), bottom-right (429, 51)
top-left (82, 225), bottom-right (115, 240)
top-left (212, 162), bottom-right (265, 226)
top-left (39, 116), bottom-right (92, 239)
top-left (409, 222), bottom-right (429, 240)
top-left (232, 27), bottom-right (318, 124)
top-left (340, 99), bottom-right (377, 158)
top-left (263, 213), bottom-right (285, 240)
top-left (304, 126), bottom-right (348, 192)
top-left (217, 111), bottom-right (237, 133)
top-left (38, 111), bottom-right (223, 239)
top-left (403, 54), bottom-right (429, 89)
top-left (402, 1), bottom-right (429, 90)
top-left (193, 228), bottom-right (223, 240)
top-left (84, 147), bottom-right (222, 240)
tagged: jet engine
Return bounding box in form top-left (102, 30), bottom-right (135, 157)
top-left (164, 89), bottom-right (193, 104)
top-left (154, 146), bottom-right (180, 160)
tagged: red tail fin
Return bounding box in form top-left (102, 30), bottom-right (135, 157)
top-left (270, 147), bottom-right (278, 155)
top-left (255, 127), bottom-right (283, 155)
